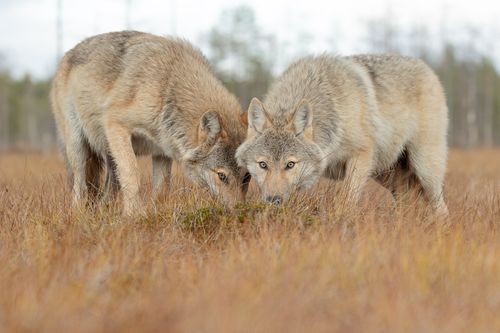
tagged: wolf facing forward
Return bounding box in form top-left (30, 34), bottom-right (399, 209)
top-left (236, 54), bottom-right (448, 214)
top-left (51, 31), bottom-right (249, 215)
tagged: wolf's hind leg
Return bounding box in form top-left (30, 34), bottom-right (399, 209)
top-left (374, 168), bottom-right (399, 200)
top-left (65, 129), bottom-right (90, 207)
top-left (375, 151), bottom-right (416, 201)
top-left (85, 150), bottom-right (104, 207)
top-left (60, 147), bottom-right (74, 193)
top-left (152, 155), bottom-right (173, 200)
top-left (407, 141), bottom-right (448, 215)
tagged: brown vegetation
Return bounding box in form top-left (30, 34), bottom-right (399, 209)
top-left (0, 150), bottom-right (499, 332)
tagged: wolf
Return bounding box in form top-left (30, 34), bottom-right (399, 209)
top-left (236, 54), bottom-right (449, 214)
top-left (51, 31), bottom-right (250, 215)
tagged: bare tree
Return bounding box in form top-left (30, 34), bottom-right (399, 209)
top-left (203, 6), bottom-right (276, 107)
top-left (364, 5), bottom-right (399, 53)
top-left (0, 73), bottom-right (8, 151)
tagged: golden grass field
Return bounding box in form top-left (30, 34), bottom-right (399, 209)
top-left (0, 150), bottom-right (499, 333)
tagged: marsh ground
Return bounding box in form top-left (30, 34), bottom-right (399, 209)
top-left (0, 150), bottom-right (499, 333)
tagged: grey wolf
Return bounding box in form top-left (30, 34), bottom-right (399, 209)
top-left (51, 31), bottom-right (249, 215)
top-left (236, 54), bottom-right (448, 214)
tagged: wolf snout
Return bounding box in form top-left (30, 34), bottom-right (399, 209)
top-left (265, 195), bottom-right (283, 205)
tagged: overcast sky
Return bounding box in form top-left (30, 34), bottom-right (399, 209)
top-left (0, 0), bottom-right (499, 78)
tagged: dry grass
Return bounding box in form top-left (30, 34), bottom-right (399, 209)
top-left (0, 150), bottom-right (499, 333)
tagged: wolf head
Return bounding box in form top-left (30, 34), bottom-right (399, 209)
top-left (236, 98), bottom-right (326, 204)
top-left (183, 111), bottom-right (250, 205)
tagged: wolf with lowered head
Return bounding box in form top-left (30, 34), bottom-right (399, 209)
top-left (236, 54), bottom-right (448, 214)
top-left (51, 31), bottom-right (249, 215)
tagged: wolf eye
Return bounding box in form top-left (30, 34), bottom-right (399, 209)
top-left (285, 161), bottom-right (296, 169)
top-left (258, 161), bottom-right (268, 169)
top-left (217, 172), bottom-right (228, 183)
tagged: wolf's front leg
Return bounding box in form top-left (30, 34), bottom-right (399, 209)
top-left (105, 122), bottom-right (144, 217)
top-left (342, 150), bottom-right (374, 206)
top-left (152, 155), bottom-right (173, 200)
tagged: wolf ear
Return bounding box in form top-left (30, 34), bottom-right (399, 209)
top-left (184, 111), bottom-right (224, 163)
top-left (198, 111), bottom-right (223, 145)
top-left (247, 97), bottom-right (270, 137)
top-left (289, 99), bottom-right (313, 140)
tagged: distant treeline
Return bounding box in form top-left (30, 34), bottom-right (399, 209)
top-left (1, 5), bottom-right (499, 151)
top-left (0, 73), bottom-right (55, 151)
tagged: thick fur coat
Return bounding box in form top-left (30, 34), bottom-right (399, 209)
top-left (51, 31), bottom-right (248, 215)
top-left (236, 54), bottom-right (448, 214)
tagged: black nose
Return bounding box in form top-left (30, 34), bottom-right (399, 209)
top-left (266, 195), bottom-right (283, 205)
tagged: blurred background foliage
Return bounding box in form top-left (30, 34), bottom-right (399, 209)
top-left (0, 5), bottom-right (499, 151)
